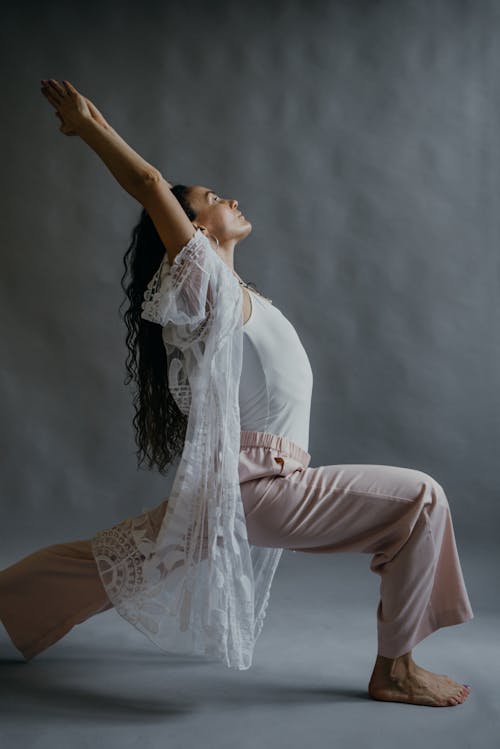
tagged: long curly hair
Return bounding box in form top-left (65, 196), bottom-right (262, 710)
top-left (120, 183), bottom-right (261, 475)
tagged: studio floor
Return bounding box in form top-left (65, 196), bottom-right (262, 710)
top-left (0, 547), bottom-right (497, 749)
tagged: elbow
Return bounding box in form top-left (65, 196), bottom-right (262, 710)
top-left (132, 169), bottom-right (165, 199)
top-left (139, 169), bottom-right (163, 187)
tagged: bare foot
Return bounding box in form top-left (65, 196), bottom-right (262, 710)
top-left (368, 652), bottom-right (472, 707)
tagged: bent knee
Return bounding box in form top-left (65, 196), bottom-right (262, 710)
top-left (413, 469), bottom-right (449, 507)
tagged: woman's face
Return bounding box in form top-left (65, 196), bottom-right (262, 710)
top-left (187, 185), bottom-right (252, 244)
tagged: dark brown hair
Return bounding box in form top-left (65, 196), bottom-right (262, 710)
top-left (120, 184), bottom-right (195, 475)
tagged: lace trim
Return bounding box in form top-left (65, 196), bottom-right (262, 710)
top-left (91, 519), bottom-right (282, 653)
top-left (141, 229), bottom-right (210, 326)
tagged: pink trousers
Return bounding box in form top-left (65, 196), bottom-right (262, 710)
top-left (0, 430), bottom-right (474, 661)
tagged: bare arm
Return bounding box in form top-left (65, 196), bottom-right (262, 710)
top-left (40, 79), bottom-right (195, 260)
top-left (75, 117), bottom-right (164, 197)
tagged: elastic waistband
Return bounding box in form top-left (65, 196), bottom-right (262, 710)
top-left (240, 430), bottom-right (311, 468)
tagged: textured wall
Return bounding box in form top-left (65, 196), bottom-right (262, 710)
top-left (1, 0), bottom-right (498, 553)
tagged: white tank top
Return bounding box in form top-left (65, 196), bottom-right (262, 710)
top-left (238, 287), bottom-right (313, 452)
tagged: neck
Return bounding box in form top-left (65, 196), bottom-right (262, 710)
top-left (216, 238), bottom-right (237, 273)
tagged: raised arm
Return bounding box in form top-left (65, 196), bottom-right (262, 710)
top-left (40, 78), bottom-right (196, 264)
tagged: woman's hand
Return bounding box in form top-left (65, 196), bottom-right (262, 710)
top-left (40, 79), bottom-right (109, 136)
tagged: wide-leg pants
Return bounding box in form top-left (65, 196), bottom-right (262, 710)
top-left (0, 430), bottom-right (474, 661)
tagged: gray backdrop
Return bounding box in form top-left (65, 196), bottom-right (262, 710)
top-left (1, 0), bottom-right (498, 746)
top-left (2, 0), bottom-right (498, 550)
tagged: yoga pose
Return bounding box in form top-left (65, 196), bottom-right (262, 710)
top-left (0, 79), bottom-right (473, 707)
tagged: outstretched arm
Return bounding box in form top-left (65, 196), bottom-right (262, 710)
top-left (40, 79), bottom-right (195, 260)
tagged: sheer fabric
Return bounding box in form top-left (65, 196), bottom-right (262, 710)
top-left (90, 228), bottom-right (283, 670)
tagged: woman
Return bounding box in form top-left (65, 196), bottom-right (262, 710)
top-left (0, 79), bottom-right (473, 707)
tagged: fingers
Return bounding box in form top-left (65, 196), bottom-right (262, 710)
top-left (40, 78), bottom-right (74, 106)
top-left (41, 78), bottom-right (90, 130)
top-left (62, 79), bottom-right (76, 94)
top-left (47, 78), bottom-right (66, 97)
top-left (41, 84), bottom-right (59, 109)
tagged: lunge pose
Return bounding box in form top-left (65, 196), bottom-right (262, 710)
top-left (0, 79), bottom-right (473, 708)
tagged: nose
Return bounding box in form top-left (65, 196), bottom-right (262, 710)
top-left (229, 199), bottom-right (238, 210)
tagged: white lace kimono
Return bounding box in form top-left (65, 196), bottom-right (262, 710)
top-left (91, 228), bottom-right (283, 670)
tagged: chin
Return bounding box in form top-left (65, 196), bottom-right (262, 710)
top-left (233, 220), bottom-right (252, 243)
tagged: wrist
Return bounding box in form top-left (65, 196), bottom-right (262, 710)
top-left (75, 116), bottom-right (106, 138)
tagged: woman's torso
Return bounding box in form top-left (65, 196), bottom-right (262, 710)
top-left (238, 286), bottom-right (313, 453)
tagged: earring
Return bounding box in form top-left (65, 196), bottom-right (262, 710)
top-left (206, 231), bottom-right (220, 250)
top-left (195, 225), bottom-right (219, 250)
